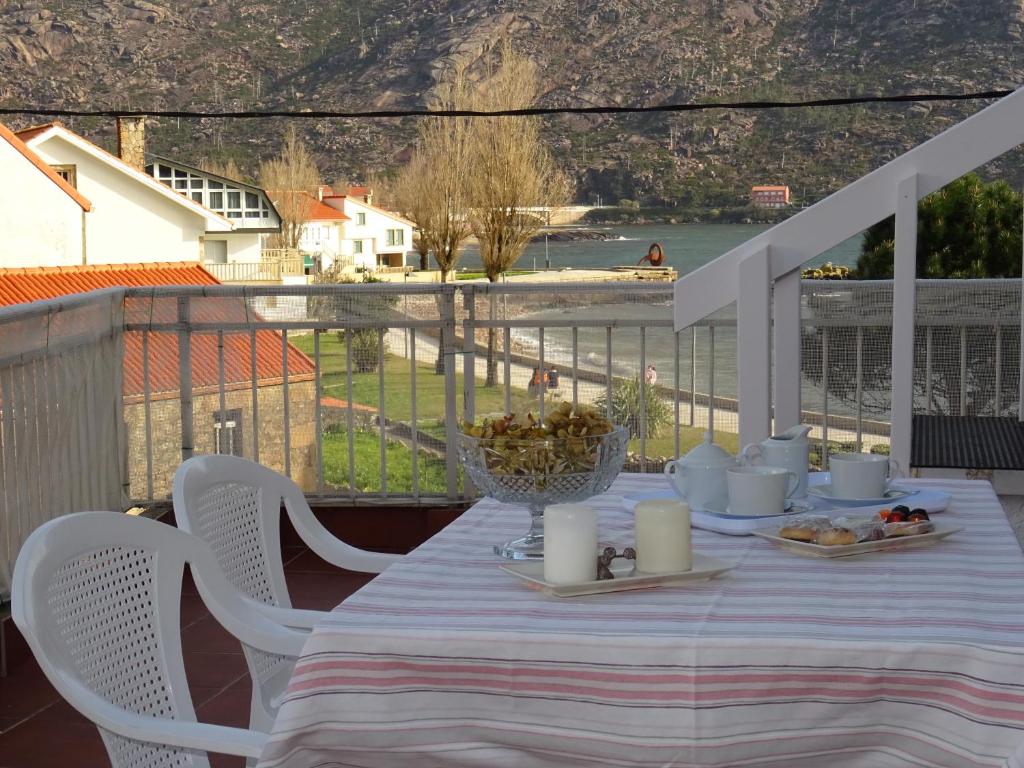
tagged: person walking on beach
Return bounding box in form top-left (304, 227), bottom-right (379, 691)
top-left (645, 364), bottom-right (657, 386)
top-left (528, 367), bottom-right (542, 396)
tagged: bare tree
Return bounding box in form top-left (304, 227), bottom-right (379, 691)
top-left (200, 157), bottom-right (246, 183)
top-left (466, 40), bottom-right (572, 385)
top-left (259, 126), bottom-right (321, 250)
top-left (393, 67), bottom-right (474, 283)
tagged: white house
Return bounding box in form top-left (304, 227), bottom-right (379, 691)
top-left (0, 123), bottom-right (92, 268)
top-left (145, 155), bottom-right (281, 264)
top-left (317, 186), bottom-right (414, 271)
top-left (294, 191), bottom-right (350, 269)
top-left (14, 120), bottom-right (233, 265)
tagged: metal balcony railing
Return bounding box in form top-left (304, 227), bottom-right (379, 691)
top-left (2, 279), bottom-right (1021, 599)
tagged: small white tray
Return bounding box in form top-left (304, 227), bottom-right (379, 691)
top-left (753, 525), bottom-right (963, 558)
top-left (500, 553), bottom-right (733, 597)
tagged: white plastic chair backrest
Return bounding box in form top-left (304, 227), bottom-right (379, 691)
top-left (173, 455), bottom-right (293, 610)
top-left (12, 512), bottom-right (211, 768)
top-left (174, 454), bottom-right (393, 605)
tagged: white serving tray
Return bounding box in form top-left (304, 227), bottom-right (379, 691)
top-left (500, 553), bottom-right (733, 597)
top-left (752, 524), bottom-right (963, 559)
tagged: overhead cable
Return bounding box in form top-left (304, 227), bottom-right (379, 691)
top-left (0, 89), bottom-right (1014, 120)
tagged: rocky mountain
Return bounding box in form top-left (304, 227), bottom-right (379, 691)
top-left (2, 0), bottom-right (1024, 207)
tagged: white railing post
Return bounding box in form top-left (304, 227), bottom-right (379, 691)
top-left (177, 295), bottom-right (194, 462)
top-left (891, 173), bottom-right (919, 475)
top-left (737, 247), bottom-right (772, 448)
top-left (772, 268), bottom-right (802, 432)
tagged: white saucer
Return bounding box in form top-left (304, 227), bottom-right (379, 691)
top-left (806, 483), bottom-right (914, 506)
top-left (702, 499), bottom-right (815, 520)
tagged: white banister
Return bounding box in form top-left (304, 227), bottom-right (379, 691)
top-left (890, 174), bottom-right (919, 475)
top-left (772, 269), bottom-right (802, 432)
top-left (675, 86), bottom-right (1024, 331)
top-left (737, 247), bottom-right (772, 447)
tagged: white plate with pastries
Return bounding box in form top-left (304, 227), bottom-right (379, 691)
top-left (753, 524), bottom-right (963, 558)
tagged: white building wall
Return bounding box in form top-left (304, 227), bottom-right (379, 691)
top-left (0, 139), bottom-right (84, 268)
top-left (299, 222), bottom-right (343, 266)
top-left (220, 233), bottom-right (262, 262)
top-left (334, 198), bottom-right (412, 269)
top-left (30, 139), bottom-right (208, 264)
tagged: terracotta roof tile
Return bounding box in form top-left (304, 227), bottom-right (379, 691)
top-left (304, 193), bottom-right (350, 221)
top-left (0, 263), bottom-right (315, 396)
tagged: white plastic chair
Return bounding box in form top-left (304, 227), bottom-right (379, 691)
top-left (11, 511), bottom-right (307, 768)
top-left (172, 455), bottom-right (401, 724)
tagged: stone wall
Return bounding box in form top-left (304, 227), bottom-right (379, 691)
top-left (125, 378), bottom-right (317, 500)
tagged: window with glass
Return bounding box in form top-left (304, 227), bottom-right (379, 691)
top-left (357, 212), bottom-right (366, 226)
top-left (386, 229), bottom-right (404, 246)
top-left (213, 409), bottom-right (243, 456)
top-left (353, 240), bottom-right (363, 254)
top-left (52, 164), bottom-right (77, 188)
top-left (146, 161), bottom-right (273, 223)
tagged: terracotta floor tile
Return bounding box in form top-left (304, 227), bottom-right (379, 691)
top-left (208, 752), bottom-right (247, 768)
top-left (0, 660), bottom-right (60, 720)
top-left (285, 571), bottom-right (375, 611)
top-left (0, 716), bottom-right (20, 734)
top-left (194, 679), bottom-right (252, 730)
top-left (180, 615), bottom-right (244, 656)
top-left (184, 651), bottom-right (248, 690)
top-left (0, 715), bottom-right (107, 768)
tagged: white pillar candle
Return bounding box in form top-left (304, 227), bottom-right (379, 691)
top-left (543, 503), bottom-right (598, 585)
top-left (634, 500), bottom-right (692, 574)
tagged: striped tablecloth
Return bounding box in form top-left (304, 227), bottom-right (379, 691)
top-left (258, 476), bottom-right (1024, 768)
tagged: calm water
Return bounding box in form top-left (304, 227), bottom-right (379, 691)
top-left (475, 223), bottom-right (868, 421)
top-left (452, 222), bottom-right (863, 275)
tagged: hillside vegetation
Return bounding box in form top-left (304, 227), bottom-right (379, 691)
top-left (3, 0), bottom-right (1024, 205)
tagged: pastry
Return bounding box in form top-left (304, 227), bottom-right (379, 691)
top-left (816, 528), bottom-right (857, 546)
top-left (778, 525), bottom-right (818, 542)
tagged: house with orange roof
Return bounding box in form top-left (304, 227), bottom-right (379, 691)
top-left (0, 261), bottom-right (318, 497)
top-left (294, 190), bottom-right (351, 269)
top-left (0, 123), bottom-right (92, 268)
top-left (750, 185), bottom-right (791, 209)
top-left (10, 119), bottom-right (238, 266)
top-left (319, 185), bottom-right (414, 271)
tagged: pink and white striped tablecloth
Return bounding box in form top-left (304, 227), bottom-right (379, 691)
top-left (258, 476), bottom-right (1024, 768)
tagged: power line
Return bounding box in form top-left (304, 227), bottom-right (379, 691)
top-left (0, 89), bottom-right (1014, 121)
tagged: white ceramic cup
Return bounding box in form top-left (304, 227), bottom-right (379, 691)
top-left (726, 466), bottom-right (798, 517)
top-left (829, 452), bottom-right (891, 499)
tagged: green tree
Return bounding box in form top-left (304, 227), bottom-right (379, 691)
top-left (595, 376), bottom-right (672, 439)
top-left (855, 173), bottom-right (1023, 279)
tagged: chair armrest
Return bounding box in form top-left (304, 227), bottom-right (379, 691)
top-left (247, 599), bottom-right (327, 630)
top-left (190, 546), bottom-right (310, 658)
top-left (285, 495), bottom-right (404, 574)
top-left (64, 678), bottom-right (268, 758)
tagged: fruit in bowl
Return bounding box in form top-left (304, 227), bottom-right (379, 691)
top-left (458, 403), bottom-right (627, 560)
top-left (461, 403), bottom-right (616, 477)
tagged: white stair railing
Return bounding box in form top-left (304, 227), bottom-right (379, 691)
top-left (674, 85), bottom-right (1024, 473)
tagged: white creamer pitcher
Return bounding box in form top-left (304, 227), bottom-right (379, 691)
top-left (742, 424), bottom-right (811, 499)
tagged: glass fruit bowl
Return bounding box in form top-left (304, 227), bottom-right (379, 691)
top-left (457, 426), bottom-right (629, 559)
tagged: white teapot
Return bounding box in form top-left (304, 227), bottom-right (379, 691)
top-left (741, 424), bottom-right (812, 499)
top-left (663, 432), bottom-right (740, 512)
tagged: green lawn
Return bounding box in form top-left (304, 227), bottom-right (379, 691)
top-left (321, 428), bottom-right (449, 495)
top-left (293, 332), bottom-right (740, 472)
top-left (292, 332), bottom-right (541, 426)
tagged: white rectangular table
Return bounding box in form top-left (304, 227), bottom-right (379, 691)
top-left (258, 476), bottom-right (1024, 768)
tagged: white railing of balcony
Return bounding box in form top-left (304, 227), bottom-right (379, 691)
top-left (2, 280), bottom-right (1019, 596)
top-left (0, 289), bottom-right (126, 599)
top-left (674, 85), bottom-right (1024, 474)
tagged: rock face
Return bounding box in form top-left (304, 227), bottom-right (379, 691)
top-left (1, 0), bottom-right (1022, 205)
